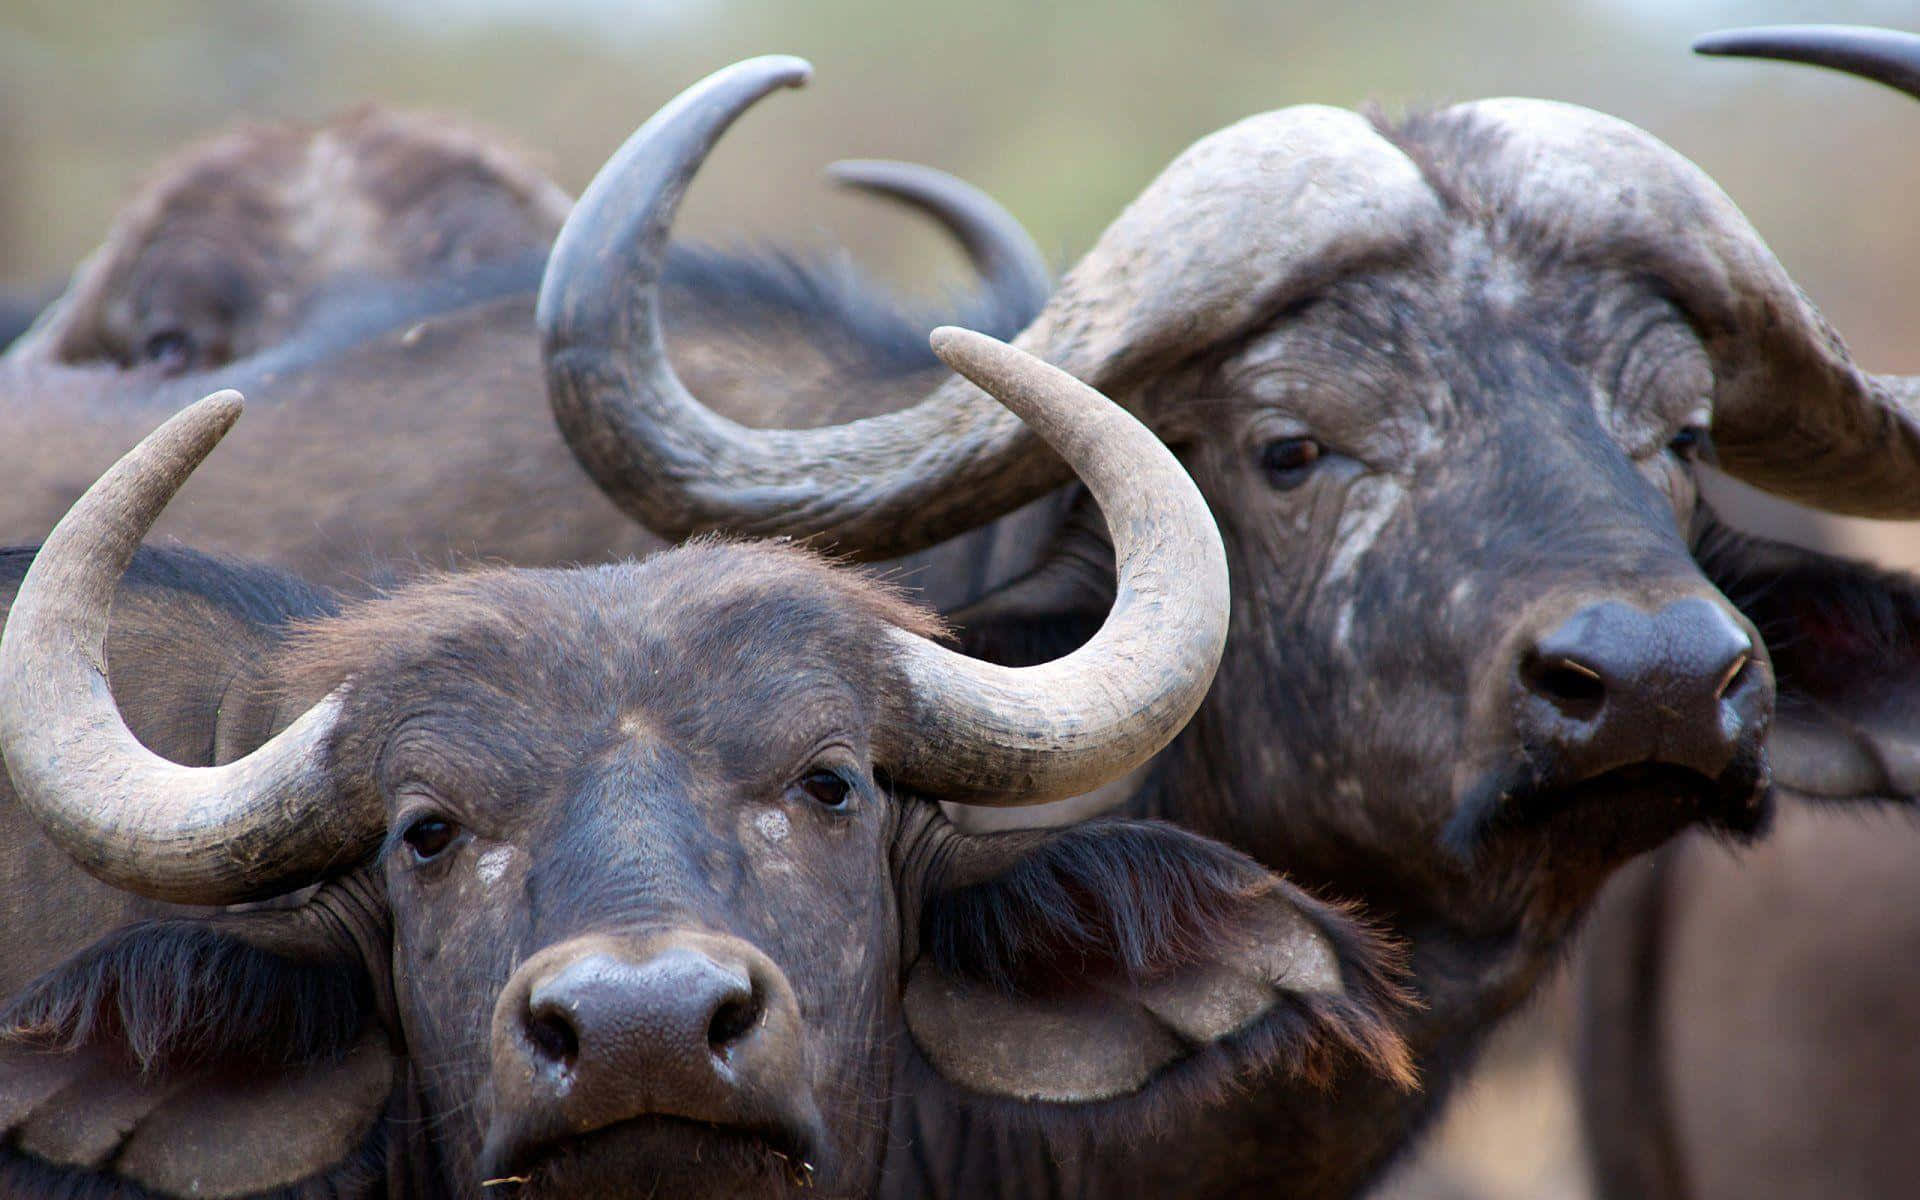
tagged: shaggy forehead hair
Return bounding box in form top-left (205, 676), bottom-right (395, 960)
top-left (275, 538), bottom-right (948, 705)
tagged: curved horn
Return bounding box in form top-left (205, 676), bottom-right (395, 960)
top-left (879, 328), bottom-right (1228, 804)
top-left (0, 393), bottom-right (374, 904)
top-left (1684, 26), bottom-right (1920, 516)
top-left (827, 159), bottom-right (1052, 323)
top-left (1695, 25), bottom-right (1920, 98)
top-left (538, 57), bottom-right (1075, 560)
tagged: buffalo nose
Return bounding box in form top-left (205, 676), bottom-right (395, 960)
top-left (524, 948), bottom-right (762, 1084)
top-left (1518, 596), bottom-right (1767, 779)
top-left (483, 935), bottom-right (822, 1181)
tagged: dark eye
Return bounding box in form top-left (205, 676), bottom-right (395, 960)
top-left (1667, 425), bottom-right (1712, 462)
top-left (1260, 436), bottom-right (1324, 490)
top-left (401, 815), bottom-right (459, 861)
top-left (141, 329), bottom-right (196, 375)
top-left (797, 769), bottom-right (853, 809)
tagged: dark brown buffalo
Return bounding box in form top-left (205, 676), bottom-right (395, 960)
top-left (535, 57), bottom-right (1920, 1197)
top-left (1577, 26), bottom-right (1920, 1200)
top-left (0, 334), bottom-right (1412, 1198)
top-left (0, 105), bottom-right (1050, 591)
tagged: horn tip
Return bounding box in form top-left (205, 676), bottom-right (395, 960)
top-left (757, 53), bottom-right (814, 89)
top-left (193, 388), bottom-right (245, 432)
top-left (824, 158), bottom-right (887, 188)
top-left (1692, 27), bottom-right (1761, 56)
top-left (928, 325), bottom-right (997, 368)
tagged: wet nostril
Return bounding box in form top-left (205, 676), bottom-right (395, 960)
top-left (525, 1008), bottom-right (580, 1069)
top-left (1525, 654), bottom-right (1607, 719)
top-left (706, 987), bottom-right (762, 1056)
top-left (1715, 652), bottom-right (1752, 701)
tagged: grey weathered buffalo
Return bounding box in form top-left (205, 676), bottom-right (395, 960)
top-left (1577, 25), bottom-right (1920, 1200)
top-left (539, 56), bottom-right (1920, 1197)
top-left (0, 105), bottom-right (1050, 591)
top-left (0, 332), bottom-right (1412, 1197)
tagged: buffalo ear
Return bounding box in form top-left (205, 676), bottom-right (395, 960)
top-left (0, 873), bottom-right (397, 1197)
top-left (1695, 509), bottom-right (1920, 803)
top-left (902, 819), bottom-right (1413, 1110)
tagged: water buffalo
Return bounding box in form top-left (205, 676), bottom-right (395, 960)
top-left (1577, 25), bottom-right (1920, 1200)
top-left (1, 105), bottom-right (1049, 591)
top-left (0, 332), bottom-right (1412, 1197)
top-left (539, 56), bottom-right (1920, 1196)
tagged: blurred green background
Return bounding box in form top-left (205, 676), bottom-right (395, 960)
top-left (4, 3), bottom-right (1918, 1196)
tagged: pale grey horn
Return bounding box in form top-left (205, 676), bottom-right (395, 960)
top-left (0, 393), bottom-right (374, 904)
top-left (538, 56), bottom-right (1074, 560)
top-left (880, 328), bottom-right (1228, 805)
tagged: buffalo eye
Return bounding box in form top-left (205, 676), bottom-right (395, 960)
top-left (1668, 424), bottom-right (1711, 462)
top-left (797, 769), bottom-right (853, 810)
top-left (141, 329), bottom-right (196, 375)
top-left (1260, 436), bottom-right (1323, 490)
top-left (401, 815), bottom-right (460, 862)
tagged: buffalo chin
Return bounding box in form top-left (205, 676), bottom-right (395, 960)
top-left (479, 1116), bottom-right (822, 1199)
top-left (1445, 756), bottom-right (1773, 866)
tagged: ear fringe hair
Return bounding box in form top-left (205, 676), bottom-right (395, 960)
top-left (1, 919), bottom-right (367, 1076)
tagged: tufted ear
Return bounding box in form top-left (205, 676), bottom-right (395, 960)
top-left (901, 818), bottom-right (1413, 1115)
top-left (1695, 508), bottom-right (1920, 803)
top-left (0, 872), bottom-right (398, 1198)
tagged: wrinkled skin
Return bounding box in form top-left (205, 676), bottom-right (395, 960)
top-left (0, 543), bottom-right (1407, 1199)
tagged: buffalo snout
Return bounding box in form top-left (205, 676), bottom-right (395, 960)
top-left (1449, 590), bottom-right (1775, 855)
top-left (480, 932), bottom-right (824, 1187)
top-left (1518, 596), bottom-right (1768, 781)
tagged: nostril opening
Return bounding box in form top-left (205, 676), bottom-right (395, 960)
top-left (526, 1010), bottom-right (579, 1069)
top-left (1716, 652), bottom-right (1752, 701)
top-left (707, 987), bottom-right (762, 1056)
top-left (1525, 654), bottom-right (1606, 718)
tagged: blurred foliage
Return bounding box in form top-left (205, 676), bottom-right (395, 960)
top-left (4, 0), bottom-right (1920, 371)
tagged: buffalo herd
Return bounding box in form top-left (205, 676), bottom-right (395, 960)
top-left (0, 20), bottom-right (1915, 1200)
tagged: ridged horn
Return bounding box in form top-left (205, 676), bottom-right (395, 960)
top-left (538, 56), bottom-right (1076, 561)
top-left (0, 393), bottom-right (375, 904)
top-left (879, 328), bottom-right (1228, 804)
top-left (1687, 24), bottom-right (1920, 516)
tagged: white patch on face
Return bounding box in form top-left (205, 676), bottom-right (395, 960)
top-left (1325, 476), bottom-right (1407, 590)
top-left (753, 809), bottom-right (791, 844)
top-left (1324, 476), bottom-right (1408, 655)
top-left (476, 846), bottom-right (514, 888)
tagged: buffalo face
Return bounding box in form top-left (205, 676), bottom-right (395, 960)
top-left (310, 556), bottom-right (910, 1193)
top-left (1177, 224), bottom-right (1776, 929)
